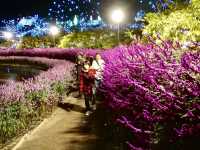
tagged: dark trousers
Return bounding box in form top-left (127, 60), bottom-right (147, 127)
top-left (76, 65), bottom-right (82, 81)
top-left (76, 65), bottom-right (83, 96)
top-left (84, 94), bottom-right (92, 111)
top-left (92, 79), bottom-right (101, 104)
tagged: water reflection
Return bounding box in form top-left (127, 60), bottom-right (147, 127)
top-left (0, 61), bottom-right (49, 84)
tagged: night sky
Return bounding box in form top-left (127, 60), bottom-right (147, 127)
top-left (0, 0), bottom-right (51, 19)
top-left (0, 0), bottom-right (147, 20)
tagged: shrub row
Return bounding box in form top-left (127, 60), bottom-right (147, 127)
top-left (101, 41), bottom-right (200, 150)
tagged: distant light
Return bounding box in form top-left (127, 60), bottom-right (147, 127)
top-left (49, 26), bottom-right (59, 36)
top-left (73, 15), bottom-right (78, 26)
top-left (98, 16), bottom-right (102, 21)
top-left (111, 9), bottom-right (125, 24)
top-left (3, 32), bottom-right (13, 40)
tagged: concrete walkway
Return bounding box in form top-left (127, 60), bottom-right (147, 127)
top-left (11, 96), bottom-right (117, 150)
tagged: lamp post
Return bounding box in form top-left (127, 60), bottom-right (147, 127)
top-left (111, 9), bottom-right (125, 43)
top-left (49, 26), bottom-right (59, 47)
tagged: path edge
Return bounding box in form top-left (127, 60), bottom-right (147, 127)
top-left (11, 118), bottom-right (50, 150)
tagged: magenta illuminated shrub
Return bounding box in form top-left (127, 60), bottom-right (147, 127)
top-left (101, 42), bottom-right (200, 150)
top-left (0, 48), bottom-right (101, 62)
top-left (0, 56), bottom-right (74, 106)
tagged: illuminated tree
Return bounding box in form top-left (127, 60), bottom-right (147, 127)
top-left (143, 0), bottom-right (200, 42)
top-left (137, 0), bottom-right (190, 12)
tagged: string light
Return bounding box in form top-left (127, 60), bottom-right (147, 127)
top-left (48, 0), bottom-right (101, 22)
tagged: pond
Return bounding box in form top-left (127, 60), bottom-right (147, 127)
top-left (0, 59), bottom-right (49, 84)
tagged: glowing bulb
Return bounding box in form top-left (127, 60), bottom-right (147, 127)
top-left (111, 9), bottom-right (125, 24)
top-left (3, 32), bottom-right (13, 40)
top-left (73, 15), bottom-right (78, 26)
top-left (49, 26), bottom-right (59, 36)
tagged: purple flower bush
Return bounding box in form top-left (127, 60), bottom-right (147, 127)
top-left (101, 42), bottom-right (200, 149)
top-left (0, 48), bottom-right (100, 61)
top-left (0, 56), bottom-right (74, 105)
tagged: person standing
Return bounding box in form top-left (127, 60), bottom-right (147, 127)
top-left (76, 53), bottom-right (86, 98)
top-left (91, 53), bottom-right (105, 109)
top-left (81, 60), bottom-right (96, 116)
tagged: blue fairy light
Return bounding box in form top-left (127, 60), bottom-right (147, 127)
top-left (48, 0), bottom-right (101, 22)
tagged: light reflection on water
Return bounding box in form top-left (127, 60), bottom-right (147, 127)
top-left (0, 62), bottom-right (48, 84)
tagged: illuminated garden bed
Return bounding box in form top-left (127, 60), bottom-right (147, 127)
top-left (101, 41), bottom-right (200, 150)
top-left (0, 41), bottom-right (199, 150)
top-left (0, 56), bottom-right (74, 144)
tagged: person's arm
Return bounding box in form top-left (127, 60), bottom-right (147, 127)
top-left (99, 59), bottom-right (105, 69)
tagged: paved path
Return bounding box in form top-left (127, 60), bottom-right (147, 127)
top-left (11, 96), bottom-right (117, 150)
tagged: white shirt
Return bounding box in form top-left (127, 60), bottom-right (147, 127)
top-left (91, 59), bottom-right (105, 80)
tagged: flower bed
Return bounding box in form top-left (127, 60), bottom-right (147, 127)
top-left (0, 56), bottom-right (74, 144)
top-left (101, 42), bottom-right (200, 150)
top-left (0, 48), bottom-right (100, 145)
